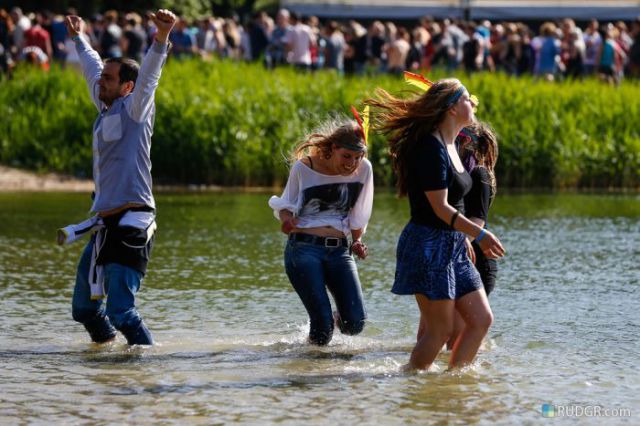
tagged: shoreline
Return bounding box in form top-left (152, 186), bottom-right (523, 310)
top-left (0, 166), bottom-right (280, 193)
top-left (1, 166), bottom-right (637, 193)
top-left (0, 165), bottom-right (93, 192)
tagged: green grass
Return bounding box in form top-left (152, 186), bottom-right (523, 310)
top-left (1, 60), bottom-right (638, 188)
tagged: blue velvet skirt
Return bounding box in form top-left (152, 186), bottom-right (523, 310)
top-left (392, 221), bottom-right (483, 300)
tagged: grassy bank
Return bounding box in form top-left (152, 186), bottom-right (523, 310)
top-left (1, 60), bottom-right (638, 188)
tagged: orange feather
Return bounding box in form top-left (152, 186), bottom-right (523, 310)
top-left (403, 71), bottom-right (434, 92)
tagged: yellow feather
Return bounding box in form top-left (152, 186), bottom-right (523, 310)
top-left (470, 94), bottom-right (479, 112)
top-left (403, 71), bottom-right (433, 92)
top-left (363, 105), bottom-right (370, 145)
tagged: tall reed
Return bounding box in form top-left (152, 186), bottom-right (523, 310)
top-left (1, 60), bottom-right (638, 188)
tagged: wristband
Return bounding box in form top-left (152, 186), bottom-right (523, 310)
top-left (450, 210), bottom-right (460, 229)
top-left (71, 35), bottom-right (81, 42)
top-left (475, 228), bottom-right (487, 242)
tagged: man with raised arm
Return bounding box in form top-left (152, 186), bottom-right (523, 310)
top-left (62, 9), bottom-right (176, 345)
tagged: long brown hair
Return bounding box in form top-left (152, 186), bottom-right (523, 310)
top-left (459, 121), bottom-right (499, 204)
top-left (364, 78), bottom-right (465, 195)
top-left (291, 116), bottom-right (364, 162)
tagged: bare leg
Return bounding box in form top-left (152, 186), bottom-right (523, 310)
top-left (446, 311), bottom-right (465, 350)
top-left (416, 313), bottom-right (427, 342)
top-left (449, 289), bottom-right (493, 369)
top-left (409, 294), bottom-right (455, 370)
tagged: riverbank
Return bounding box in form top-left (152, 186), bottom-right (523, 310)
top-left (2, 165), bottom-right (639, 193)
top-left (0, 165), bottom-right (93, 192)
top-left (0, 166), bottom-right (280, 192)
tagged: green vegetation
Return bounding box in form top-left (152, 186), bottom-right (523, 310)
top-left (1, 60), bottom-right (638, 188)
top-left (9, 0), bottom-right (271, 21)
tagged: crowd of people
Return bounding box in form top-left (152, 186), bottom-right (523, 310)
top-left (2, 6), bottom-right (640, 84)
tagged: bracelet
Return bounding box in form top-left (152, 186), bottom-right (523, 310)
top-left (450, 210), bottom-right (460, 229)
top-left (71, 35), bottom-right (81, 42)
top-left (475, 228), bottom-right (487, 242)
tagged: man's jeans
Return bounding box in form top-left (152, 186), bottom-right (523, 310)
top-left (284, 239), bottom-right (366, 345)
top-left (72, 236), bottom-right (152, 345)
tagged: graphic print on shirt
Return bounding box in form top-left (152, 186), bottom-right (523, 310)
top-left (300, 182), bottom-right (364, 218)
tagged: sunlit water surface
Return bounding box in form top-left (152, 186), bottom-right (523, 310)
top-left (0, 192), bottom-right (638, 424)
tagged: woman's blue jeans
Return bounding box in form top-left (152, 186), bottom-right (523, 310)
top-left (71, 236), bottom-right (152, 345)
top-left (284, 239), bottom-right (366, 345)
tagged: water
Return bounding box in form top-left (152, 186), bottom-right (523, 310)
top-left (0, 192), bottom-right (638, 424)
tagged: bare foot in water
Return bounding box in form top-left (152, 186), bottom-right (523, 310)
top-left (400, 363), bottom-right (414, 373)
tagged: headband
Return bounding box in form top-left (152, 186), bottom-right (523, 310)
top-left (403, 71), bottom-right (479, 112)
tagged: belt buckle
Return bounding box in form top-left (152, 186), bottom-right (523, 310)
top-left (324, 237), bottom-right (340, 247)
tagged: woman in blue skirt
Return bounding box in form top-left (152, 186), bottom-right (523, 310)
top-left (366, 77), bottom-right (505, 370)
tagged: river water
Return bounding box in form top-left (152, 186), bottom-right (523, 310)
top-left (0, 192), bottom-right (638, 424)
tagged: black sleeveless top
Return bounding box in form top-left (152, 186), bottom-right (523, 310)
top-left (407, 134), bottom-right (473, 229)
top-left (465, 166), bottom-right (492, 224)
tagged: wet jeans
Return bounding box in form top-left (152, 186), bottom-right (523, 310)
top-left (284, 239), bottom-right (366, 345)
top-left (71, 236), bottom-right (152, 345)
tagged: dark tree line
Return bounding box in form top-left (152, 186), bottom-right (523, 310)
top-left (0, 0), bottom-right (274, 20)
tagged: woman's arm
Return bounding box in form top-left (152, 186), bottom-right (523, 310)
top-left (469, 217), bottom-right (484, 228)
top-left (268, 162), bottom-right (301, 233)
top-left (465, 167), bottom-right (491, 228)
top-left (464, 167), bottom-right (492, 260)
top-left (278, 209), bottom-right (298, 234)
top-left (425, 189), bottom-right (505, 258)
top-left (350, 228), bottom-right (367, 259)
top-left (348, 161), bottom-right (374, 259)
top-left (348, 159), bottom-right (374, 232)
top-left (351, 228), bottom-right (364, 241)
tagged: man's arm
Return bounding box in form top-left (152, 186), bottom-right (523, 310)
top-left (126, 9), bottom-right (177, 123)
top-left (65, 15), bottom-right (102, 111)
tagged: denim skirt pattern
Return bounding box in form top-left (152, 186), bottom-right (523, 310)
top-left (392, 221), bottom-right (483, 300)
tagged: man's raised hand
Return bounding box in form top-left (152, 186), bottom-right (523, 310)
top-left (150, 9), bottom-right (177, 43)
top-left (65, 15), bottom-right (85, 38)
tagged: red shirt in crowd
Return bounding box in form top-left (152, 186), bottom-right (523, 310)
top-left (25, 25), bottom-right (51, 56)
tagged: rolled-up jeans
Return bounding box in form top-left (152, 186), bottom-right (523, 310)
top-left (284, 239), bottom-right (366, 345)
top-left (71, 235), bottom-right (152, 345)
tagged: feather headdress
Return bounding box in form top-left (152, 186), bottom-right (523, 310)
top-left (403, 71), bottom-right (434, 92)
top-left (350, 105), bottom-right (370, 146)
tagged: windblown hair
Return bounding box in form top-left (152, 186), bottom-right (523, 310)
top-left (459, 121), bottom-right (499, 204)
top-left (291, 116), bottom-right (364, 162)
top-left (364, 78), bottom-right (465, 195)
